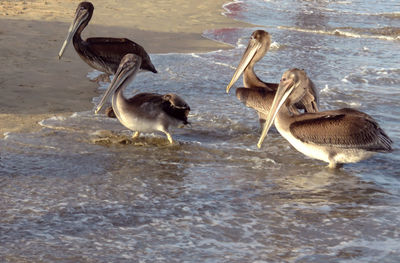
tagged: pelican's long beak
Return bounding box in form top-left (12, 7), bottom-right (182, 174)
top-left (226, 38), bottom-right (262, 93)
top-left (257, 79), bottom-right (296, 148)
top-left (58, 9), bottom-right (89, 59)
top-left (95, 55), bottom-right (141, 114)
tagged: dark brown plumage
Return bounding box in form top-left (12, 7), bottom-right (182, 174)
top-left (58, 2), bottom-right (157, 118)
top-left (123, 93), bottom-right (190, 125)
top-left (95, 54), bottom-right (190, 144)
top-left (59, 2), bottom-right (157, 74)
top-left (257, 68), bottom-right (393, 168)
top-left (289, 108), bottom-right (392, 151)
top-left (236, 87), bottom-right (274, 125)
top-left (226, 30), bottom-right (318, 126)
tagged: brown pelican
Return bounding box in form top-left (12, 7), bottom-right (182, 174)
top-left (95, 54), bottom-right (190, 144)
top-left (226, 30), bottom-right (319, 126)
top-left (58, 2), bottom-right (157, 75)
top-left (257, 68), bottom-right (393, 168)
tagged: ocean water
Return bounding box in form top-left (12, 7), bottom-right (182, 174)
top-left (1, 0), bottom-right (400, 262)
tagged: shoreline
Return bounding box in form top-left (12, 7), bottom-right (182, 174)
top-left (0, 0), bottom-right (251, 137)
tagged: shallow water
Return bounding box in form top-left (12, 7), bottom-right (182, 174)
top-left (1, 0), bottom-right (400, 262)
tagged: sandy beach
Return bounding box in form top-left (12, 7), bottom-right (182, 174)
top-left (0, 0), bottom-right (249, 137)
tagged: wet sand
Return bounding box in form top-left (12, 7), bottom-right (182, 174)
top-left (0, 0), bottom-right (249, 137)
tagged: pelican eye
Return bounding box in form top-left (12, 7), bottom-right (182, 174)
top-left (124, 59), bottom-right (135, 67)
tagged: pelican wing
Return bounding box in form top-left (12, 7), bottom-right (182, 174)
top-left (262, 82), bottom-right (279, 90)
top-left (85, 37), bottom-right (155, 73)
top-left (295, 77), bottom-right (319, 113)
top-left (162, 94), bottom-right (191, 125)
top-left (128, 93), bottom-right (190, 124)
top-left (290, 108), bottom-right (392, 151)
top-left (236, 82), bottom-right (317, 116)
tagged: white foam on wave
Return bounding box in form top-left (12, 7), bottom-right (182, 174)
top-left (235, 35), bottom-right (250, 49)
top-left (334, 99), bottom-right (362, 108)
top-left (341, 10), bottom-right (400, 18)
top-left (98, 79), bottom-right (111, 91)
top-left (341, 74), bottom-right (368, 84)
top-left (246, 156), bottom-right (278, 170)
top-left (38, 115), bottom-right (67, 128)
top-left (3, 132), bottom-right (10, 139)
top-left (188, 51), bottom-right (237, 70)
top-left (215, 62), bottom-right (237, 70)
top-left (222, 0), bottom-right (244, 17)
top-left (320, 84), bottom-right (332, 94)
top-left (279, 26), bottom-right (400, 41)
top-left (237, 42), bottom-right (246, 49)
top-left (331, 236), bottom-right (400, 261)
top-left (335, 29), bottom-right (400, 41)
top-left (270, 41), bottom-right (282, 51)
top-left (191, 53), bottom-right (201, 58)
top-left (334, 1), bottom-right (351, 4)
top-left (86, 70), bottom-right (103, 80)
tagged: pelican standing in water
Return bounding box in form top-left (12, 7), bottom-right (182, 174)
top-left (95, 54), bottom-right (190, 144)
top-left (226, 30), bottom-right (319, 126)
top-left (257, 68), bottom-right (393, 168)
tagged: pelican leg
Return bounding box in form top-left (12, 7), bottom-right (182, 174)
top-left (327, 162), bottom-right (344, 169)
top-left (327, 153), bottom-right (341, 169)
top-left (132, 131), bottom-right (140, 139)
top-left (164, 131), bottom-right (174, 144)
top-left (327, 162), bottom-right (337, 169)
top-left (327, 154), bottom-right (343, 169)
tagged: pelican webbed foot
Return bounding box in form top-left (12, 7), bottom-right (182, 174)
top-left (164, 132), bottom-right (174, 144)
top-left (132, 131), bottom-right (140, 139)
top-left (105, 106), bottom-right (116, 118)
top-left (327, 161), bottom-right (343, 169)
